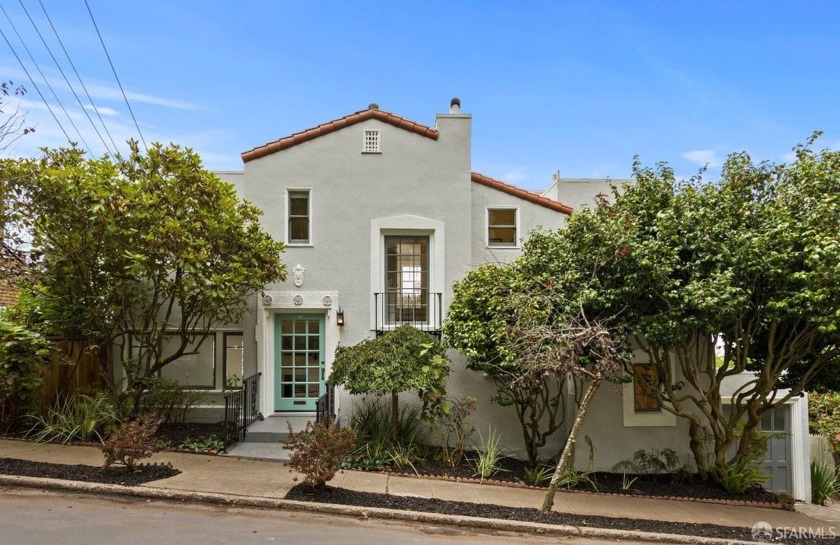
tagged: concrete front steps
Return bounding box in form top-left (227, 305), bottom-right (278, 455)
top-left (221, 414), bottom-right (312, 461)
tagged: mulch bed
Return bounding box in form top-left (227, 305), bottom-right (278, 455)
top-left (0, 457), bottom-right (180, 486)
top-left (386, 456), bottom-right (781, 507)
top-left (286, 484), bottom-right (817, 544)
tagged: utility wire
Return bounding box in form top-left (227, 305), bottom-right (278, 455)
top-left (19, 0), bottom-right (112, 155)
top-left (84, 0), bottom-right (146, 152)
top-left (38, 0), bottom-right (118, 155)
top-left (37, 0), bottom-right (119, 154)
top-left (0, 3), bottom-right (91, 153)
top-left (0, 7), bottom-right (70, 143)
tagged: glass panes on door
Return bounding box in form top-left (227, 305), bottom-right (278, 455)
top-left (275, 315), bottom-right (324, 411)
top-left (385, 236), bottom-right (429, 323)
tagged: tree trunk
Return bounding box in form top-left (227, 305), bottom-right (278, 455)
top-left (391, 390), bottom-right (399, 443)
top-left (688, 419), bottom-right (709, 480)
top-left (542, 377), bottom-right (600, 513)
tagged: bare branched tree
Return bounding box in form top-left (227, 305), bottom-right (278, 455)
top-left (0, 81), bottom-right (34, 152)
top-left (0, 81), bottom-right (36, 287)
top-left (503, 289), bottom-right (629, 513)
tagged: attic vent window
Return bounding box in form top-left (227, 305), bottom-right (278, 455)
top-left (363, 129), bottom-right (380, 153)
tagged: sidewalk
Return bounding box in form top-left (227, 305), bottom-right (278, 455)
top-left (1, 438), bottom-right (838, 541)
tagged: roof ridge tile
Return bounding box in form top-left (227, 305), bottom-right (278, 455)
top-left (242, 106), bottom-right (439, 162)
top-left (471, 171), bottom-right (573, 215)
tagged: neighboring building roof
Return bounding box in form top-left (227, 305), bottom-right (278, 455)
top-left (241, 104), bottom-right (440, 162)
top-left (471, 172), bottom-right (574, 215)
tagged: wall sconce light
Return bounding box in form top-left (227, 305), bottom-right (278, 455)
top-left (336, 308), bottom-right (345, 326)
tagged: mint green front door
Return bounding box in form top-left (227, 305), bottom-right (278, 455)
top-left (274, 314), bottom-right (325, 411)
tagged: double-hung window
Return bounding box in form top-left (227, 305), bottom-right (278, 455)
top-left (487, 208), bottom-right (518, 247)
top-left (288, 190), bottom-right (311, 244)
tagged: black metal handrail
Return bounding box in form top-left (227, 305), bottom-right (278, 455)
top-left (315, 382), bottom-right (335, 425)
top-left (374, 291), bottom-right (442, 335)
top-left (222, 372), bottom-right (262, 452)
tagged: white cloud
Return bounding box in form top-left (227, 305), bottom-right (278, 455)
top-left (681, 149), bottom-right (722, 168)
top-left (84, 82), bottom-right (199, 111)
top-left (84, 105), bottom-right (119, 116)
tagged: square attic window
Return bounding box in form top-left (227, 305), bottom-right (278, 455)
top-left (363, 129), bottom-right (380, 153)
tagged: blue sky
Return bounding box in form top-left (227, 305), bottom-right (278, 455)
top-left (0, 1), bottom-right (837, 190)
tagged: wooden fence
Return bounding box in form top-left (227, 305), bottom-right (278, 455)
top-left (810, 433), bottom-right (836, 468)
top-left (40, 339), bottom-right (101, 410)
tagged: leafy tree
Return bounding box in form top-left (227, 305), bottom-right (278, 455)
top-left (444, 263), bottom-right (569, 465)
top-left (2, 141), bottom-right (286, 414)
top-left (518, 135), bottom-right (840, 480)
top-left (0, 314), bottom-right (52, 430)
top-left (329, 324), bottom-right (449, 441)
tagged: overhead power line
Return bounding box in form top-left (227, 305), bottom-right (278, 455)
top-left (84, 0), bottom-right (147, 152)
top-left (19, 0), bottom-right (113, 155)
top-left (0, 3), bottom-right (91, 153)
top-left (37, 0), bottom-right (119, 154)
top-left (0, 5), bottom-right (71, 144)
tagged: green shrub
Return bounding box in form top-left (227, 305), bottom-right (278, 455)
top-left (351, 398), bottom-right (426, 446)
top-left (473, 426), bottom-right (504, 481)
top-left (387, 443), bottom-right (419, 473)
top-left (0, 318), bottom-right (52, 431)
top-left (711, 461), bottom-right (768, 494)
top-left (350, 398), bottom-right (391, 447)
top-left (29, 390), bottom-right (119, 443)
top-left (811, 460), bottom-right (840, 505)
top-left (810, 393), bottom-right (840, 451)
top-left (343, 441), bottom-right (390, 471)
top-left (101, 415), bottom-right (163, 472)
top-left (523, 465), bottom-right (551, 486)
top-left (613, 448), bottom-right (680, 475)
top-left (177, 434), bottom-right (224, 453)
top-left (425, 395), bottom-right (476, 467)
top-left (140, 378), bottom-right (205, 425)
top-left (283, 421), bottom-right (357, 488)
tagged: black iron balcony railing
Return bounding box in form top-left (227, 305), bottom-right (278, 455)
top-left (374, 291), bottom-right (442, 336)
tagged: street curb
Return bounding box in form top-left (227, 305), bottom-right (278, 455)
top-left (0, 475), bottom-right (756, 545)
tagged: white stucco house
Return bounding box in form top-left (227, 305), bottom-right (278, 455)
top-left (159, 99), bottom-right (808, 500)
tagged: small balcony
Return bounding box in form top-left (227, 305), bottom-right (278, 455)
top-left (374, 291), bottom-right (442, 336)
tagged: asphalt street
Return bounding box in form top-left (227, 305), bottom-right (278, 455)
top-left (0, 488), bottom-right (651, 545)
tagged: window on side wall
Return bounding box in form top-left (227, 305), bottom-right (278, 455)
top-left (487, 208), bottom-right (518, 247)
top-left (288, 190), bottom-right (310, 244)
top-left (633, 363), bottom-right (661, 412)
top-left (159, 333), bottom-right (216, 389)
top-left (223, 333), bottom-right (244, 389)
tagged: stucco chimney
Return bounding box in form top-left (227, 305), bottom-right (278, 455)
top-left (449, 98), bottom-right (461, 114)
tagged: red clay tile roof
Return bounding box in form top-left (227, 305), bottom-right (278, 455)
top-left (241, 105), bottom-right (439, 162)
top-left (471, 172), bottom-right (574, 215)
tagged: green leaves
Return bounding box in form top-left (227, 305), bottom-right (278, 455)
top-left (1, 141), bottom-right (287, 400)
top-left (329, 325), bottom-right (449, 397)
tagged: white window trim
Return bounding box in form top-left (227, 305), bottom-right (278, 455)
top-left (622, 351), bottom-right (676, 427)
top-left (362, 128), bottom-right (381, 154)
top-left (370, 216), bottom-right (445, 332)
top-left (285, 187), bottom-right (313, 246)
top-left (485, 206), bottom-right (520, 249)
